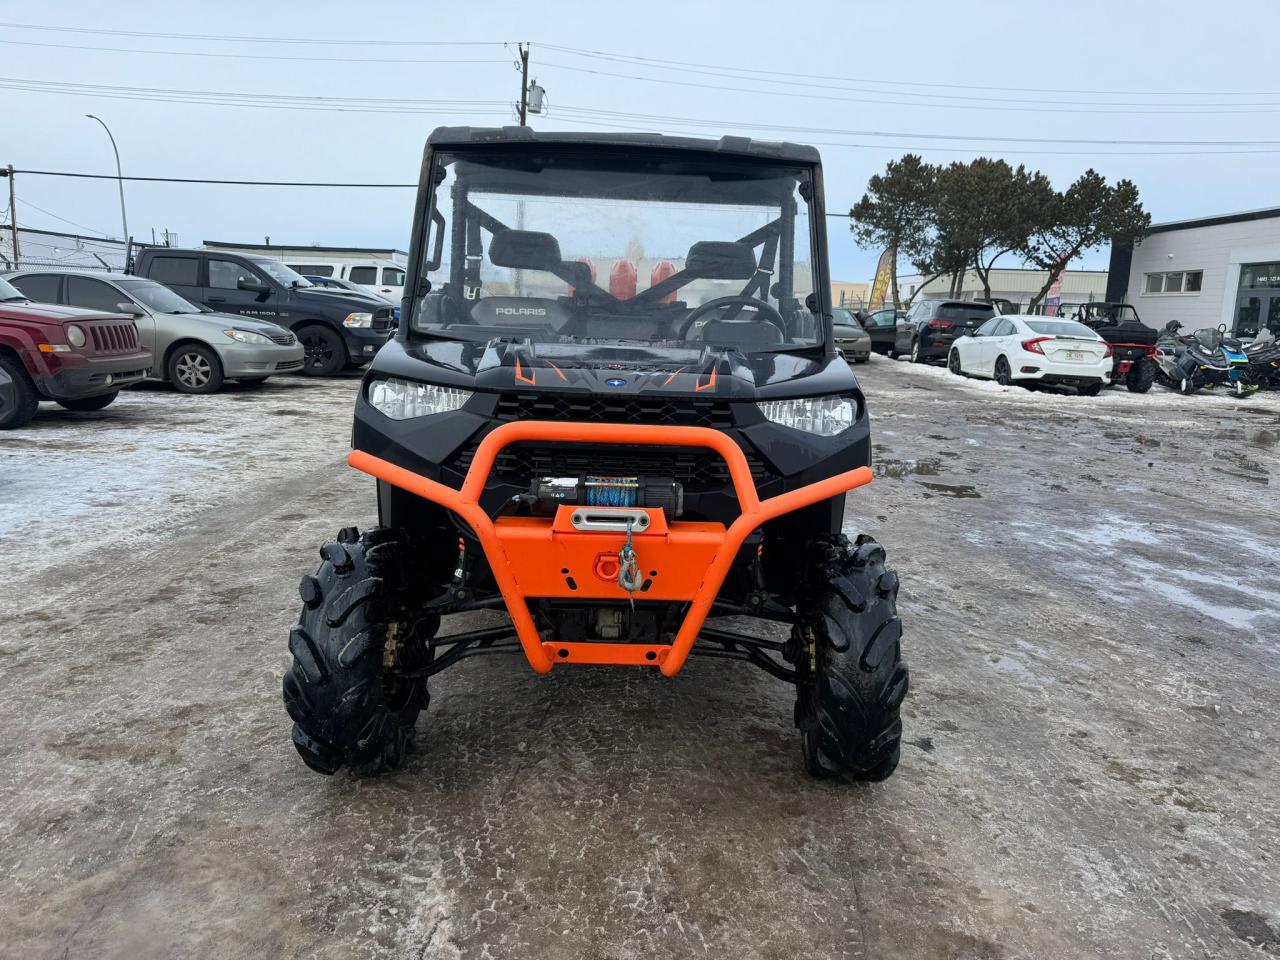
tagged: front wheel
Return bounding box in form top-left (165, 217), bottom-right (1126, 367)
top-left (168, 343), bottom-right (225, 394)
top-left (947, 349), bottom-right (963, 376)
top-left (298, 324), bottom-right (347, 377)
top-left (283, 527), bottom-right (436, 776)
top-left (57, 392), bottom-right (118, 412)
top-left (793, 535), bottom-right (908, 783)
top-left (1126, 357), bottom-right (1155, 394)
top-left (0, 354), bottom-right (40, 430)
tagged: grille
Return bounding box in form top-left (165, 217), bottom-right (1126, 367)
top-left (493, 392), bottom-right (735, 429)
top-left (450, 441), bottom-right (772, 492)
top-left (276, 359), bottom-right (304, 371)
top-left (86, 321), bottom-right (139, 354)
top-left (268, 332), bottom-right (296, 346)
top-left (372, 307), bottom-right (396, 333)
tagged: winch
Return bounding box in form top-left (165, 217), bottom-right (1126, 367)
top-left (518, 475), bottom-right (684, 517)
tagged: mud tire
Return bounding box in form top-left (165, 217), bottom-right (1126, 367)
top-left (793, 535), bottom-right (908, 783)
top-left (283, 526), bottom-right (437, 776)
top-left (1126, 358), bottom-right (1155, 394)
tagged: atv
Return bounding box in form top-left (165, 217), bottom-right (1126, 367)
top-left (282, 128), bottom-right (908, 783)
top-left (1063, 301), bottom-right (1158, 393)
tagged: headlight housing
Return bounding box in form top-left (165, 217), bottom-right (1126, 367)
top-left (343, 312), bottom-right (373, 328)
top-left (758, 395), bottom-right (857, 436)
top-left (66, 324), bottom-right (86, 348)
top-left (368, 378), bottom-right (471, 420)
top-left (223, 328), bottom-right (273, 345)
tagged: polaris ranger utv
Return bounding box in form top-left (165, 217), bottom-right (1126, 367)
top-left (283, 128), bottom-right (908, 783)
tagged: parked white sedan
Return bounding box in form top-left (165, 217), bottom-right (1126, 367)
top-left (947, 314), bottom-right (1113, 395)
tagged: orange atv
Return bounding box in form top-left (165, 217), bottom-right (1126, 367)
top-left (282, 128), bottom-right (908, 783)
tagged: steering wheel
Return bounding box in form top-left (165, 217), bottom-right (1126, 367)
top-left (679, 296), bottom-right (787, 340)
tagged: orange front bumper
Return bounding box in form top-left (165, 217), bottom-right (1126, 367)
top-left (348, 420), bottom-right (872, 677)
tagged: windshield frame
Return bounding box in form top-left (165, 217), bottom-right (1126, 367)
top-left (403, 142), bottom-right (831, 355)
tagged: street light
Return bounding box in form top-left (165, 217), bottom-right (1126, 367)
top-left (85, 114), bottom-right (128, 245)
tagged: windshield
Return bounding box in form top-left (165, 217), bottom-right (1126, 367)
top-left (1027, 320), bottom-right (1098, 337)
top-left (410, 149), bottom-right (821, 352)
top-left (116, 278), bottom-right (202, 314)
top-left (251, 259), bottom-right (312, 287)
top-left (831, 309), bottom-right (862, 329)
top-left (0, 277), bottom-right (24, 301)
top-left (1086, 305), bottom-right (1139, 324)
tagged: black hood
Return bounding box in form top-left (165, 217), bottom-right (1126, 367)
top-left (293, 286), bottom-right (387, 311)
top-left (369, 337), bottom-right (854, 400)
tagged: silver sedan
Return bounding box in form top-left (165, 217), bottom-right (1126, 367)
top-left (832, 308), bottom-right (872, 363)
top-left (4, 270), bottom-right (304, 393)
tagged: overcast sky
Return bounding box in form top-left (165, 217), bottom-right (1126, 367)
top-left (5, 0), bottom-right (1279, 281)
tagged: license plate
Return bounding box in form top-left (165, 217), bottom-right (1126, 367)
top-left (1066, 350), bottom-right (1085, 361)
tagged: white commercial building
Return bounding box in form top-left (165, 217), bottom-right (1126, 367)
top-left (1108, 207), bottom-right (1280, 338)
top-left (896, 267), bottom-right (1108, 309)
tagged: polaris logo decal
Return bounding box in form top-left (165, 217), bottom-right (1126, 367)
top-left (605, 378), bottom-right (627, 387)
top-left (495, 307), bottom-right (547, 316)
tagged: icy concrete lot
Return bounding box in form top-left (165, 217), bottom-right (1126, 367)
top-left (1, 364), bottom-right (1278, 959)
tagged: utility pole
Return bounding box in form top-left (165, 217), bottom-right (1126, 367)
top-left (3, 165), bottom-right (18, 265)
top-left (517, 42), bottom-right (530, 126)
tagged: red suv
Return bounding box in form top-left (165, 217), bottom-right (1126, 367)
top-left (0, 276), bottom-right (152, 429)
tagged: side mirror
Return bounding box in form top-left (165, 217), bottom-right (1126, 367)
top-left (116, 301), bottom-right (146, 316)
top-left (236, 277), bottom-right (271, 294)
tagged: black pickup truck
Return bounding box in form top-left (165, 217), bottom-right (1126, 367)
top-left (131, 248), bottom-right (395, 376)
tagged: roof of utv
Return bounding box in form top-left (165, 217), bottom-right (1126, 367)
top-left (426, 126), bottom-right (822, 165)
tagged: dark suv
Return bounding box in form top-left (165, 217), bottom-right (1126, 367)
top-left (131, 248), bottom-right (395, 376)
top-left (903, 299), bottom-right (995, 363)
top-left (0, 276), bottom-right (151, 429)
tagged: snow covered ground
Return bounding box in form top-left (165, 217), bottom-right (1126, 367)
top-left (0, 376), bottom-right (360, 604)
top-left (2, 361), bottom-right (1279, 959)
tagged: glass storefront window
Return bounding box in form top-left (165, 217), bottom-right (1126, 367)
top-left (1240, 262), bottom-right (1280, 289)
top-left (1236, 262), bottom-right (1280, 337)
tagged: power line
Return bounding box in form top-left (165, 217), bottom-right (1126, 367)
top-left (0, 21), bottom-right (503, 46)
top-left (552, 112), bottom-right (1280, 156)
top-left (0, 77), bottom-right (508, 107)
top-left (536, 58), bottom-right (1280, 116)
top-left (11, 198), bottom-right (114, 237)
top-left (0, 38), bottom-right (508, 65)
top-left (14, 169), bottom-right (417, 187)
top-left (8, 71), bottom-right (1280, 148)
top-left (540, 42), bottom-right (1280, 100)
top-left (548, 104), bottom-right (1280, 148)
top-left (0, 77), bottom-right (514, 116)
